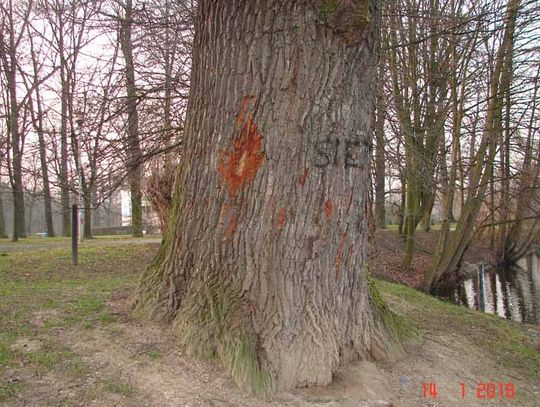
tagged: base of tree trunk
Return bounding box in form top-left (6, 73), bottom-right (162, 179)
top-left (136, 258), bottom-right (406, 394)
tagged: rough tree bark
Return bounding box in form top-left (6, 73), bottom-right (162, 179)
top-left (136, 0), bottom-right (395, 394)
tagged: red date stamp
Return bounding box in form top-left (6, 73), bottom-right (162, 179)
top-left (422, 382), bottom-right (515, 400)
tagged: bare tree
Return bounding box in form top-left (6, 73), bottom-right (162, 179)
top-left (0, 0), bottom-right (33, 240)
top-left (117, 0), bottom-right (143, 237)
top-left (428, 0), bottom-right (522, 291)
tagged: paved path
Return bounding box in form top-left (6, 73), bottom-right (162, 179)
top-left (0, 237), bottom-right (162, 253)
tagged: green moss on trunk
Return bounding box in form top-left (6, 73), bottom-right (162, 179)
top-left (320, 0), bottom-right (372, 30)
top-left (173, 275), bottom-right (272, 395)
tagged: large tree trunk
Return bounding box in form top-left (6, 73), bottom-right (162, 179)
top-left (136, 0), bottom-right (392, 393)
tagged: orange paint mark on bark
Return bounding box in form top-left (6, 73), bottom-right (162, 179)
top-left (325, 199), bottom-right (334, 220)
top-left (277, 207), bottom-right (286, 228)
top-left (298, 168), bottom-right (309, 187)
top-left (334, 232), bottom-right (348, 280)
top-left (218, 97), bottom-right (265, 198)
top-left (226, 214), bottom-right (238, 236)
top-left (236, 95), bottom-right (255, 126)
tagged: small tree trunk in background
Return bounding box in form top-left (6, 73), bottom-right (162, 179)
top-left (398, 173), bottom-right (406, 235)
top-left (119, 0), bottom-right (143, 238)
top-left (60, 126), bottom-right (71, 237)
top-left (59, 15), bottom-right (71, 238)
top-left (33, 95), bottom-right (55, 237)
top-left (374, 67), bottom-right (387, 229)
top-left (38, 139), bottom-right (56, 238)
top-left (0, 190), bottom-right (7, 238)
top-left (403, 178), bottom-right (419, 269)
top-left (0, 0), bottom-right (29, 241)
top-left (136, 0), bottom-right (394, 393)
top-left (495, 68), bottom-right (513, 263)
top-left (83, 192), bottom-right (92, 239)
top-left (26, 196), bottom-right (36, 236)
top-left (419, 196), bottom-right (435, 232)
top-left (8, 64), bottom-right (26, 241)
top-left (27, 52), bottom-right (56, 237)
top-left (438, 142), bottom-right (456, 222)
top-left (505, 66), bottom-right (540, 260)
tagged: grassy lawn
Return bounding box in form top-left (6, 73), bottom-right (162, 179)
top-left (378, 279), bottom-right (540, 380)
top-left (384, 223), bottom-right (458, 231)
top-left (0, 244), bottom-right (157, 403)
top-left (0, 234), bottom-right (161, 245)
top-left (0, 242), bottom-right (538, 405)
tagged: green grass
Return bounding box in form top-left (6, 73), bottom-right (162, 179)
top-left (0, 241), bottom-right (538, 403)
top-left (0, 383), bottom-right (24, 402)
top-left (63, 360), bottom-right (90, 378)
top-left (377, 279), bottom-right (540, 379)
top-left (146, 349), bottom-right (162, 360)
top-left (383, 223), bottom-right (458, 231)
top-left (27, 349), bottom-right (76, 372)
top-left (0, 234), bottom-right (161, 245)
top-left (0, 337), bottom-right (16, 366)
top-left (99, 312), bottom-right (117, 324)
top-left (87, 378), bottom-right (135, 399)
top-left (0, 244), bottom-right (156, 403)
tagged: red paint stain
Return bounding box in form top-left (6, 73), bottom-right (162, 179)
top-left (236, 95), bottom-right (255, 127)
top-left (226, 214), bottom-right (238, 236)
top-left (334, 232), bottom-right (348, 279)
top-left (277, 207), bottom-right (286, 228)
top-left (218, 97), bottom-right (265, 198)
top-left (298, 168), bottom-right (309, 187)
top-left (325, 199), bottom-right (334, 220)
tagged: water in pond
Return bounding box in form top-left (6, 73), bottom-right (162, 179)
top-left (450, 253), bottom-right (540, 324)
